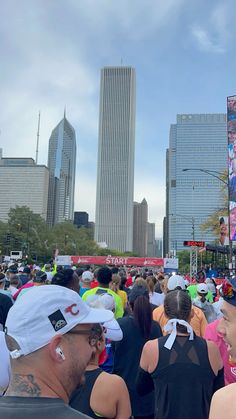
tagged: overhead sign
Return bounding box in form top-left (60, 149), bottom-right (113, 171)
top-left (183, 241), bottom-right (205, 247)
top-left (55, 255), bottom-right (71, 266)
top-left (164, 258), bottom-right (179, 269)
top-left (70, 255), bottom-right (164, 267)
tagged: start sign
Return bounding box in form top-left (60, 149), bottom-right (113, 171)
top-left (183, 240), bottom-right (205, 247)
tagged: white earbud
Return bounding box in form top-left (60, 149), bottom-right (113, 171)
top-left (55, 347), bottom-right (65, 360)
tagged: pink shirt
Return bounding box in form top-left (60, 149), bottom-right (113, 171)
top-left (204, 319), bottom-right (236, 385)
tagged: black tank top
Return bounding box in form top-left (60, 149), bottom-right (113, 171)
top-left (151, 335), bottom-right (216, 419)
top-left (70, 368), bottom-right (112, 419)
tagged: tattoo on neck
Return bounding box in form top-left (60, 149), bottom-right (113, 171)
top-left (6, 374), bottom-right (41, 397)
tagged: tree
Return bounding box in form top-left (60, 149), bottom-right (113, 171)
top-left (1, 206), bottom-right (140, 262)
top-left (7, 206), bottom-right (49, 260)
top-left (200, 172), bottom-right (228, 242)
top-left (49, 223), bottom-right (99, 256)
top-left (177, 250), bottom-right (190, 273)
top-left (200, 208), bottom-right (228, 243)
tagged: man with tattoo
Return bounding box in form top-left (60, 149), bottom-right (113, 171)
top-left (0, 285), bottom-right (114, 418)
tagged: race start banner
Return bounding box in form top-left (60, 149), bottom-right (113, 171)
top-left (70, 255), bottom-right (164, 266)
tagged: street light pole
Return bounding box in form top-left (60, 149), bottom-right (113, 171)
top-left (169, 213), bottom-right (197, 277)
top-left (182, 168), bottom-right (228, 185)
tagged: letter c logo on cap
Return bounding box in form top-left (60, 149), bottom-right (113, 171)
top-left (65, 304), bottom-right (79, 316)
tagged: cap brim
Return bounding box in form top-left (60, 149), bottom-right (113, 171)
top-left (102, 319), bottom-right (123, 341)
top-left (79, 307), bottom-right (114, 325)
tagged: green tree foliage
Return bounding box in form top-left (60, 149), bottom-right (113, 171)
top-left (6, 206), bottom-right (51, 260)
top-left (200, 175), bottom-right (228, 243)
top-left (0, 207), bottom-right (141, 261)
top-left (0, 207), bottom-right (99, 261)
top-left (49, 223), bottom-right (99, 256)
top-left (177, 250), bottom-right (190, 273)
top-left (200, 208), bottom-right (228, 242)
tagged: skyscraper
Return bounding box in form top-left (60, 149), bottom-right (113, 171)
top-left (95, 67), bottom-right (136, 252)
top-left (133, 199), bottom-right (148, 256)
top-left (147, 222), bottom-right (156, 257)
top-left (166, 114), bottom-right (227, 252)
top-left (47, 114), bottom-right (76, 225)
top-left (0, 149), bottom-right (49, 222)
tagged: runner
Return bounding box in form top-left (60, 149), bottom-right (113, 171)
top-left (146, 276), bottom-right (164, 307)
top-left (70, 318), bottom-right (130, 418)
top-left (0, 331), bottom-right (10, 396)
top-left (82, 267), bottom-right (123, 319)
top-left (80, 271), bottom-right (94, 297)
top-left (0, 285), bottom-right (113, 418)
top-left (204, 319), bottom-right (236, 385)
top-left (52, 268), bottom-right (80, 294)
top-left (192, 283), bottom-right (217, 323)
top-left (138, 289), bottom-right (224, 419)
top-left (113, 285), bottom-right (162, 419)
top-left (209, 279), bottom-right (236, 419)
top-left (153, 275), bottom-right (208, 336)
top-left (0, 292), bottom-right (13, 331)
top-left (109, 274), bottom-right (128, 310)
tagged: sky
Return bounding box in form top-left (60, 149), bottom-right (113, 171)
top-left (1, 0), bottom-right (236, 237)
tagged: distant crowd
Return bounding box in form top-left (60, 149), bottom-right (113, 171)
top-left (0, 260), bottom-right (236, 418)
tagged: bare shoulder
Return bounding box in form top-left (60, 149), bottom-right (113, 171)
top-left (206, 340), bottom-right (222, 361)
top-left (96, 371), bottom-right (126, 390)
top-left (206, 340), bottom-right (223, 372)
top-left (91, 371), bottom-right (131, 419)
top-left (206, 340), bottom-right (219, 352)
top-left (142, 339), bottom-right (158, 358)
top-left (209, 384), bottom-right (236, 419)
top-left (140, 339), bottom-right (159, 373)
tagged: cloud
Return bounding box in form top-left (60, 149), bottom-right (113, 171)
top-left (191, 25), bottom-right (225, 54)
top-left (191, 3), bottom-right (231, 53)
top-left (69, 0), bottom-right (186, 41)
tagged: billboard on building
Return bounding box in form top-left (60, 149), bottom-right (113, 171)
top-left (227, 96), bottom-right (236, 240)
top-left (219, 216), bottom-right (229, 246)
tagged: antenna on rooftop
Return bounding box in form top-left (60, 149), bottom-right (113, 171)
top-left (64, 106), bottom-right (66, 119)
top-left (35, 111), bottom-right (41, 164)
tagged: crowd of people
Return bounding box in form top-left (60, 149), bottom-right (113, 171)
top-left (0, 260), bottom-right (236, 418)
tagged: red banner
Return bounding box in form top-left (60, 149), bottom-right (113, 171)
top-left (71, 255), bottom-right (164, 267)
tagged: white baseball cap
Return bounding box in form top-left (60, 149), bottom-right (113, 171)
top-left (167, 275), bottom-right (186, 291)
top-left (85, 294), bottom-right (121, 341)
top-left (86, 293), bottom-right (116, 312)
top-left (197, 283), bottom-right (208, 294)
top-left (82, 271), bottom-right (94, 282)
top-left (6, 285), bottom-right (113, 358)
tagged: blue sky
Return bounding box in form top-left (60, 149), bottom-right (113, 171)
top-left (1, 0), bottom-right (236, 236)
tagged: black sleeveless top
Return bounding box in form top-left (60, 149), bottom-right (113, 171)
top-left (70, 368), bottom-right (112, 419)
top-left (151, 335), bottom-right (216, 419)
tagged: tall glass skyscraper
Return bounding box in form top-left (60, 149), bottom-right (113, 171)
top-left (166, 114), bottom-right (227, 253)
top-left (47, 114), bottom-right (76, 226)
top-left (95, 67), bottom-right (136, 252)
